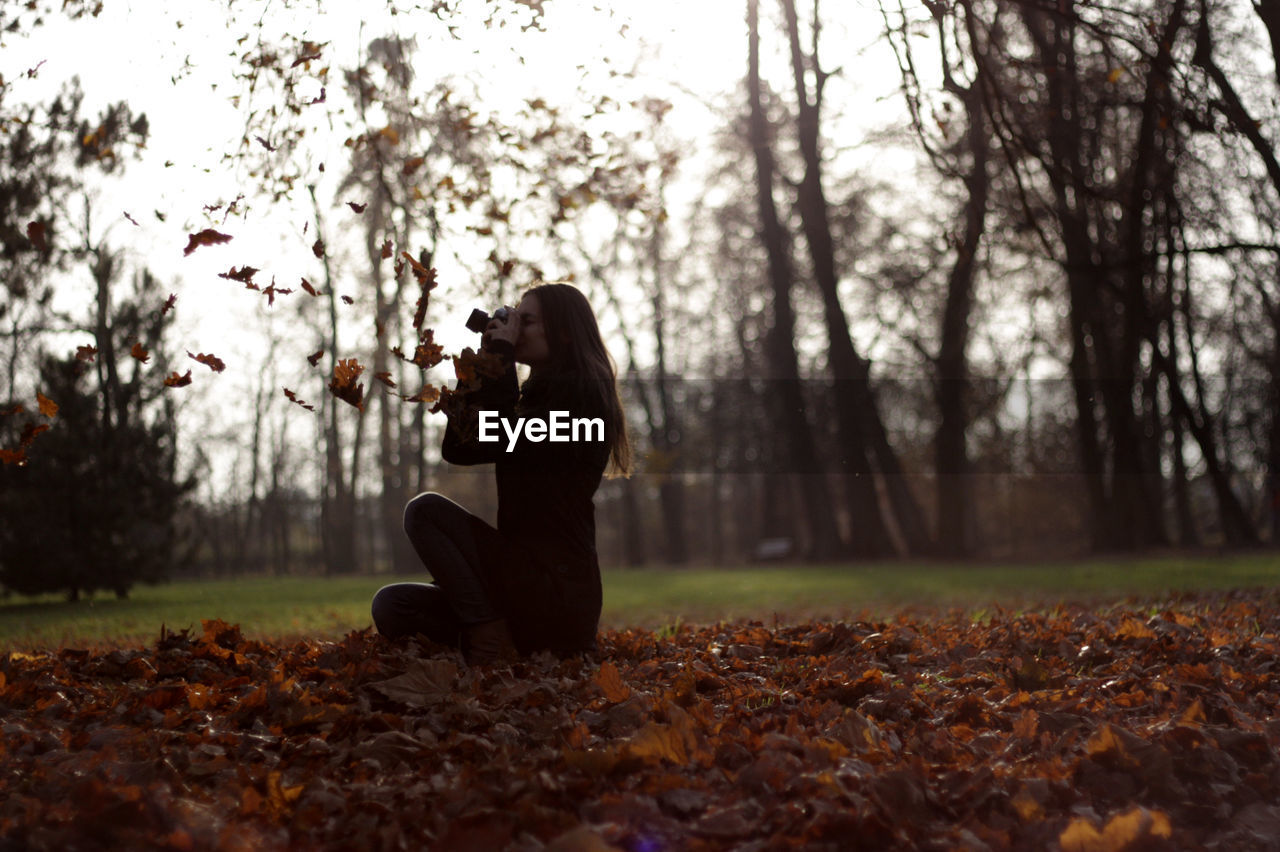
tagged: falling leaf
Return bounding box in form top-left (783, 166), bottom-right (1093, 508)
top-left (300, 278), bottom-right (320, 296)
top-left (380, 239), bottom-right (393, 259)
top-left (36, 392), bottom-right (57, 418)
top-left (130, 342), bottom-right (150, 363)
top-left (374, 372), bottom-right (397, 389)
top-left (188, 351), bottom-right (226, 373)
top-left (341, 295), bottom-right (353, 305)
top-left (75, 345), bottom-right (98, 362)
top-left (347, 201), bottom-right (367, 214)
top-left (312, 238), bottom-right (325, 258)
top-left (164, 370), bottom-right (193, 388)
top-left (123, 211), bottom-right (140, 227)
top-left (403, 384), bottom-right (440, 405)
top-left (283, 388), bottom-right (315, 411)
top-left (328, 358), bottom-right (365, 411)
top-left (26, 221), bottom-right (48, 252)
top-left (307, 350), bottom-right (324, 367)
top-left (255, 135), bottom-right (276, 152)
top-left (183, 229), bottom-right (233, 255)
top-left (403, 156), bottom-right (425, 175)
top-left (218, 266), bottom-right (259, 285)
top-left (161, 294), bottom-right (177, 315)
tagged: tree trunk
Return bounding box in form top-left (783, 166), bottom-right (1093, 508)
top-left (746, 0), bottom-right (844, 560)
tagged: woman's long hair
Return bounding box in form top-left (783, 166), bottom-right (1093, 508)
top-left (523, 282), bottom-right (631, 477)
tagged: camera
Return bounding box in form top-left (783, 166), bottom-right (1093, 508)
top-left (466, 306), bottom-right (510, 334)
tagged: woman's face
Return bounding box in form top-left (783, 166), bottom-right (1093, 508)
top-left (513, 293), bottom-right (551, 369)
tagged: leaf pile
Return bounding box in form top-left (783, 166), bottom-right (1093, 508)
top-left (3, 590), bottom-right (1280, 850)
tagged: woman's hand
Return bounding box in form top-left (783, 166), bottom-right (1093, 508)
top-left (482, 306), bottom-right (520, 349)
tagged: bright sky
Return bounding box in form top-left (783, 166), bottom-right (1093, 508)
top-left (3, 0), bottom-right (907, 490)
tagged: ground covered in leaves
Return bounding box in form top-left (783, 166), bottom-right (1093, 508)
top-left (3, 590), bottom-right (1280, 851)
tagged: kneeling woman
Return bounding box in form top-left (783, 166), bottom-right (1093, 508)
top-left (371, 283), bottom-right (629, 664)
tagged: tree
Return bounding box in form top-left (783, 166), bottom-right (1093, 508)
top-left (0, 267), bottom-right (194, 600)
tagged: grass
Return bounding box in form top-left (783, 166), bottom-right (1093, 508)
top-left (0, 552), bottom-right (1277, 650)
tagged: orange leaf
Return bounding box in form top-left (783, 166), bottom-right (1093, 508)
top-left (130, 342), bottom-right (150, 363)
top-left (36, 392), bottom-right (57, 418)
top-left (164, 370), bottom-right (193, 388)
top-left (595, 660), bottom-right (631, 703)
top-left (75, 345), bottom-right (98, 362)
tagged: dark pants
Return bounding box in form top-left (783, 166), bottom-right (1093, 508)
top-left (370, 493), bottom-right (502, 642)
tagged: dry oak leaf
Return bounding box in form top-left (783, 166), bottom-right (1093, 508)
top-left (130, 342), bottom-right (150, 363)
top-left (595, 660), bottom-right (632, 704)
top-left (164, 370), bottom-right (193, 388)
top-left (300, 278), bottom-right (320, 296)
top-left (161, 293), bottom-right (177, 315)
top-left (183, 229), bottom-right (233, 255)
top-left (374, 371), bottom-right (397, 389)
top-left (369, 659), bottom-right (459, 708)
top-left (36, 392), bottom-right (58, 418)
top-left (312, 238), bottom-right (326, 259)
top-left (188, 351), bottom-right (226, 373)
top-left (75, 345), bottom-right (98, 362)
top-left (347, 201), bottom-right (367, 214)
top-left (380, 238), bottom-right (393, 259)
top-left (307, 350), bottom-right (324, 367)
top-left (328, 358), bottom-right (366, 411)
top-left (402, 384), bottom-right (439, 405)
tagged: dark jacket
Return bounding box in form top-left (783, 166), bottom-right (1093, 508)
top-left (441, 340), bottom-right (610, 655)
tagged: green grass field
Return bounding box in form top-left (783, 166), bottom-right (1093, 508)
top-left (1, 552), bottom-right (1278, 649)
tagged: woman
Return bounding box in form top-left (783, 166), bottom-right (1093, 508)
top-left (370, 283), bottom-right (630, 664)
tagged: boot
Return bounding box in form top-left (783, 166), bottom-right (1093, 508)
top-left (463, 618), bottom-right (519, 666)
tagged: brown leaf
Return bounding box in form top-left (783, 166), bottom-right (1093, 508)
top-left (312, 238), bottom-right (325, 258)
top-left (36, 392), bottom-right (58, 419)
top-left (188, 351), bottom-right (226, 373)
top-left (164, 370), bottom-right (193, 388)
top-left (347, 201), bottom-right (367, 214)
top-left (161, 293), bottom-right (177, 315)
top-left (130, 342), bottom-right (150, 363)
top-left (75, 345), bottom-right (98, 362)
top-left (26, 220), bottom-right (48, 252)
top-left (300, 278), bottom-right (320, 296)
top-left (369, 659), bottom-right (459, 707)
top-left (307, 350), bottom-right (324, 367)
top-left (183, 229), bottom-right (233, 256)
top-left (218, 266), bottom-right (258, 285)
top-left (327, 358), bottom-right (365, 411)
top-left (595, 660), bottom-right (631, 704)
top-left (283, 387), bottom-right (315, 412)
